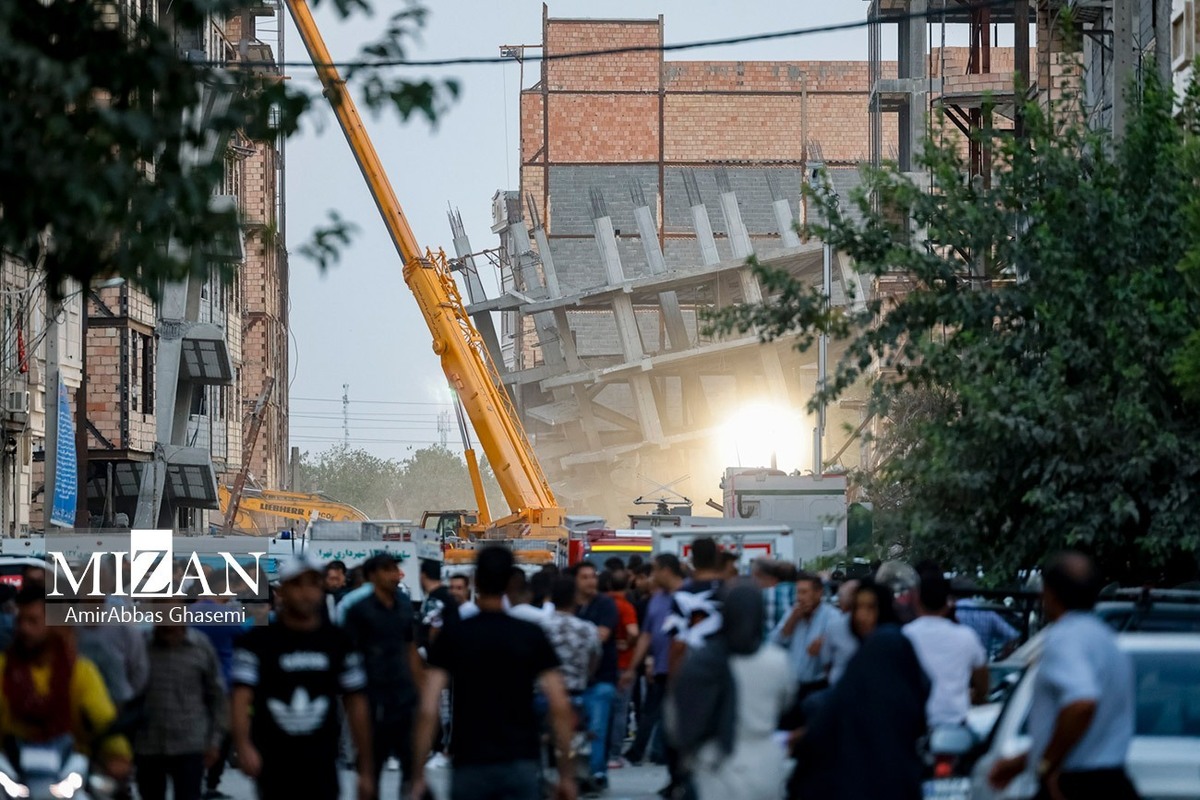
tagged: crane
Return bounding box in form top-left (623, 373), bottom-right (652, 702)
top-left (284, 0), bottom-right (565, 541)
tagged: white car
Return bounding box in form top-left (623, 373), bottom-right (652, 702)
top-left (969, 634), bottom-right (1200, 799)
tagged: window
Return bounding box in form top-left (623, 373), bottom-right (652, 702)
top-left (129, 331), bottom-right (154, 415)
top-left (1132, 652), bottom-right (1200, 737)
top-left (129, 330), bottom-right (139, 412)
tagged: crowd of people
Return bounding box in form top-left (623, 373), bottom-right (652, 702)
top-left (0, 543), bottom-right (1140, 800)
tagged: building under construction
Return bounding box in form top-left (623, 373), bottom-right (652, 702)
top-left (0, 1), bottom-right (290, 534)
top-left (443, 13), bottom-right (906, 521)
top-left (455, 4), bottom-right (1179, 522)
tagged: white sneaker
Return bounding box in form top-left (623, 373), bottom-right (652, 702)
top-left (386, 757), bottom-right (400, 771)
top-left (426, 753), bottom-right (450, 770)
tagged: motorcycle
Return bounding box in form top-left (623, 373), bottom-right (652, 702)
top-left (0, 735), bottom-right (115, 800)
top-left (921, 725), bottom-right (978, 800)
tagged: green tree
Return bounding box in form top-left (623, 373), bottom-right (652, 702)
top-left (394, 446), bottom-right (505, 522)
top-left (298, 444), bottom-right (505, 522)
top-left (711, 72), bottom-right (1200, 583)
top-left (0, 0), bottom-right (457, 296)
top-left (296, 445), bottom-right (405, 518)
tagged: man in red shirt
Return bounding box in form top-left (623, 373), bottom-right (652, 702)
top-left (603, 570), bottom-right (640, 768)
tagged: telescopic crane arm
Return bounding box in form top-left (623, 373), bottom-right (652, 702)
top-left (284, 0), bottom-right (563, 536)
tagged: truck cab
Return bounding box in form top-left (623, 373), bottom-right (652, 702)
top-left (420, 510), bottom-right (479, 543)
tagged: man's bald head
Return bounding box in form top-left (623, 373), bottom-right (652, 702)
top-left (1043, 551), bottom-right (1102, 615)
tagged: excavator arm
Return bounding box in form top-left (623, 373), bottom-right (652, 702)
top-left (284, 0), bottom-right (563, 537)
top-left (218, 485), bottom-right (369, 536)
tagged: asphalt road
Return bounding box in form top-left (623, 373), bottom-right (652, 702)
top-left (216, 762), bottom-right (670, 800)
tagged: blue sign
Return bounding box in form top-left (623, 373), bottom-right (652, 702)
top-left (50, 377), bottom-right (77, 528)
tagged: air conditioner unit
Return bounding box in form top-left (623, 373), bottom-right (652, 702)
top-left (5, 391), bottom-right (29, 415)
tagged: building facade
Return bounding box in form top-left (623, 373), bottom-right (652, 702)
top-left (0, 0), bottom-right (288, 535)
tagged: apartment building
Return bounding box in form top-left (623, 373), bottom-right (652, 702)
top-left (0, 0), bottom-right (288, 534)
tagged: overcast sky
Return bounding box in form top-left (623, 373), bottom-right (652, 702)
top-left (280, 2), bottom-right (982, 463)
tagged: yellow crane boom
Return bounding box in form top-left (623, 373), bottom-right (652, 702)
top-left (284, 0), bottom-right (563, 537)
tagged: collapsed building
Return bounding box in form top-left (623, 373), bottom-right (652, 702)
top-left (445, 14), bottom-right (899, 522)
top-left (454, 4), bottom-right (1166, 524)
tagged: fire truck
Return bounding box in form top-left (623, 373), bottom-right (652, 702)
top-left (567, 529), bottom-right (653, 567)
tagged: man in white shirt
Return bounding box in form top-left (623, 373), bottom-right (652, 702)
top-left (989, 552), bottom-right (1138, 800)
top-left (903, 572), bottom-right (988, 727)
top-left (449, 572), bottom-right (480, 620)
top-left (505, 566), bottom-right (552, 625)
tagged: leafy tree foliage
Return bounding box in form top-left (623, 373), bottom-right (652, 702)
top-left (297, 444), bottom-right (503, 522)
top-left (0, 0), bottom-right (457, 296)
top-left (711, 73), bottom-right (1200, 582)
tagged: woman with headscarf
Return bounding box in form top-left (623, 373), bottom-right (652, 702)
top-left (787, 578), bottom-right (930, 800)
top-left (666, 583), bottom-right (795, 800)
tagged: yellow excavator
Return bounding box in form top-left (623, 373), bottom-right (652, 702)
top-left (218, 484), bottom-right (368, 536)
top-left (285, 0), bottom-right (566, 561)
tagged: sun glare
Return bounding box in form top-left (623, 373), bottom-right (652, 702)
top-left (715, 402), bottom-right (809, 473)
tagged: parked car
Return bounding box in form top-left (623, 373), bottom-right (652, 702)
top-left (971, 593), bottom-right (1200, 736)
top-left (968, 633), bottom-right (1200, 800)
top-left (0, 556), bottom-right (48, 590)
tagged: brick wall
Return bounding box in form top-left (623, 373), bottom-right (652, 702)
top-left (545, 19), bottom-right (660, 92)
top-left (548, 94), bottom-right (659, 162)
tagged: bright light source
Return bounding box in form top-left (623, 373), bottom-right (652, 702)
top-left (715, 402), bottom-right (808, 473)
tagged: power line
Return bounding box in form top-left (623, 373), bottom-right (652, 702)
top-left (290, 435), bottom-right (447, 445)
top-left (291, 396), bottom-right (454, 406)
top-left (226, 0), bottom-right (1015, 71)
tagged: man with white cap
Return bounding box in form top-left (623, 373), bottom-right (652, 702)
top-left (230, 552), bottom-right (374, 800)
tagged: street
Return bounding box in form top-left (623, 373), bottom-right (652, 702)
top-left (213, 763), bottom-right (670, 800)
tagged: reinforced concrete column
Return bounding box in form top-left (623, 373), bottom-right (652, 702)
top-left (527, 196), bottom-right (598, 450)
top-left (767, 171), bottom-right (801, 248)
top-left (592, 191), bottom-right (664, 442)
top-left (632, 198), bottom-right (690, 351)
top-left (716, 172), bottom-right (789, 400)
top-left (683, 171), bottom-right (720, 266)
top-left (449, 208), bottom-right (505, 371)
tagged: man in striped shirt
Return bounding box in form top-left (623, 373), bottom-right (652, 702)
top-left (754, 559), bottom-right (798, 639)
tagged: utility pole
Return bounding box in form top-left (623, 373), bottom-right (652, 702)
top-left (289, 446), bottom-right (299, 492)
top-left (342, 383), bottom-right (349, 447)
top-left (809, 160), bottom-right (830, 478)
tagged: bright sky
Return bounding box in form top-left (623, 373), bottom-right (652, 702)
top-left (282, 1), bottom-right (982, 463)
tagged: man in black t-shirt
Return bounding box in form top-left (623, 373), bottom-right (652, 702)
top-left (572, 562), bottom-right (619, 791)
top-left (231, 552), bottom-right (373, 800)
top-left (344, 553), bottom-right (420, 798)
top-left (412, 546), bottom-right (576, 800)
top-left (417, 558), bottom-right (459, 649)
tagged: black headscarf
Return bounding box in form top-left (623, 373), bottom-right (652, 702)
top-left (667, 584), bottom-right (763, 760)
top-left (789, 623), bottom-right (930, 800)
top-left (852, 578), bottom-right (900, 640)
